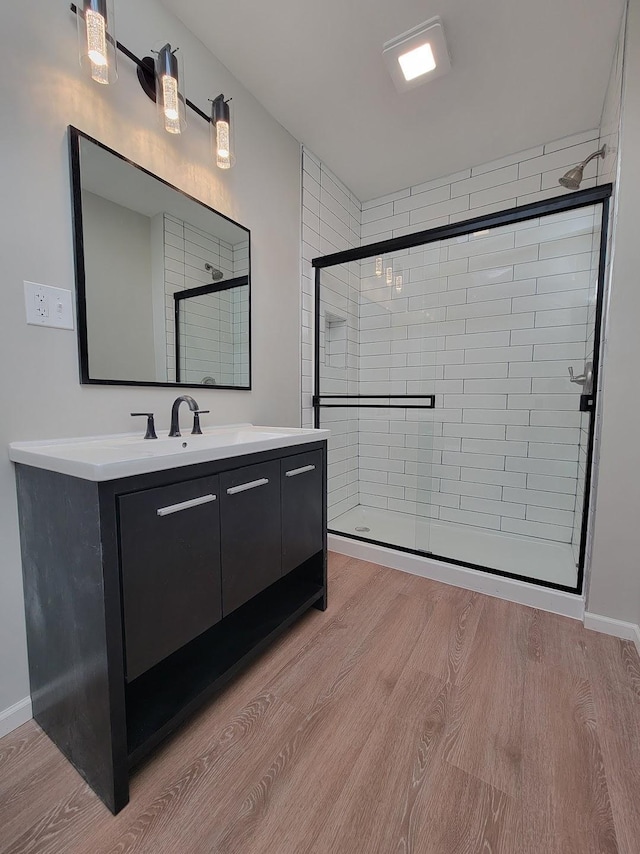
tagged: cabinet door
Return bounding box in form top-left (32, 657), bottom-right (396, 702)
top-left (281, 450), bottom-right (324, 575)
top-left (119, 476), bottom-right (221, 681)
top-left (220, 461), bottom-right (281, 615)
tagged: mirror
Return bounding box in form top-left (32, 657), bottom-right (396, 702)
top-left (69, 127), bottom-right (251, 389)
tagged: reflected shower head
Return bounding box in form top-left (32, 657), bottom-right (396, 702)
top-left (559, 145), bottom-right (606, 190)
top-left (204, 263), bottom-right (224, 281)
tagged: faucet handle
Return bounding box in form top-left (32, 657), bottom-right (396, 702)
top-left (192, 410), bottom-right (210, 435)
top-left (131, 413), bottom-right (157, 440)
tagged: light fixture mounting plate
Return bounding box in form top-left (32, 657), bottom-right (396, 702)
top-left (383, 16), bottom-right (451, 93)
top-left (137, 56), bottom-right (156, 102)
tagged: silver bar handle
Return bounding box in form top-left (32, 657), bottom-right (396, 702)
top-left (227, 478), bottom-right (269, 495)
top-left (285, 464), bottom-right (316, 477)
top-left (157, 494), bottom-right (216, 517)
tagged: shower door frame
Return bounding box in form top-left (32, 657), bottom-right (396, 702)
top-left (313, 184), bottom-right (612, 594)
top-left (174, 274), bottom-right (249, 385)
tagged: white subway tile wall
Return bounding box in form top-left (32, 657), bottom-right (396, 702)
top-left (304, 127), bottom-right (610, 552)
top-left (301, 149), bottom-right (362, 520)
top-left (164, 215), bottom-right (249, 386)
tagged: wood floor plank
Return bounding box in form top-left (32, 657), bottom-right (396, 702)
top-left (519, 614), bottom-right (619, 854)
top-left (585, 633), bottom-right (640, 854)
top-left (308, 666), bottom-right (452, 853)
top-left (0, 721), bottom-right (48, 775)
top-left (404, 586), bottom-right (484, 685)
top-left (93, 695), bottom-right (304, 854)
top-left (202, 592), bottom-right (435, 853)
top-left (1, 554), bottom-right (638, 854)
top-left (265, 569), bottom-right (428, 715)
top-left (443, 596), bottom-right (531, 797)
top-left (409, 761), bottom-right (519, 854)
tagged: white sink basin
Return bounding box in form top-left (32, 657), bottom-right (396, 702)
top-left (9, 423), bottom-right (330, 482)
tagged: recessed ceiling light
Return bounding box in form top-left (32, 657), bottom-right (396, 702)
top-left (398, 43), bottom-right (436, 81)
top-left (383, 16), bottom-right (451, 93)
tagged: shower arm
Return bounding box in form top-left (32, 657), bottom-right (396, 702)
top-left (578, 145), bottom-right (606, 170)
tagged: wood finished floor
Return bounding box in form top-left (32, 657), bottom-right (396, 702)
top-left (1, 553), bottom-right (639, 854)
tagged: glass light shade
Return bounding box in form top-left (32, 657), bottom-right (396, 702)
top-left (210, 95), bottom-right (235, 170)
top-left (155, 44), bottom-right (186, 135)
top-left (78, 0), bottom-right (117, 85)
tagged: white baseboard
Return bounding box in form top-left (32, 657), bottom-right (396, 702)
top-left (584, 612), bottom-right (640, 655)
top-left (0, 696), bottom-right (33, 739)
top-left (329, 534), bottom-right (585, 620)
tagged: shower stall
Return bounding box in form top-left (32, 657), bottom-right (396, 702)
top-left (313, 185), bottom-right (611, 591)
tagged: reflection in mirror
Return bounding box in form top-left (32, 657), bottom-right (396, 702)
top-left (70, 127), bottom-right (251, 388)
top-left (175, 277), bottom-right (249, 385)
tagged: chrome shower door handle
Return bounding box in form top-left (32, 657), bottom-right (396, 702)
top-left (568, 361), bottom-right (594, 395)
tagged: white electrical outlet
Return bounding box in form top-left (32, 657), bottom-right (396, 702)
top-left (24, 281), bottom-right (74, 330)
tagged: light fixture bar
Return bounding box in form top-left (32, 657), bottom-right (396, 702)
top-left (69, 2), bottom-right (211, 124)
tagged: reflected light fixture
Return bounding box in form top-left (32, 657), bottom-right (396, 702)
top-left (395, 275), bottom-right (403, 293)
top-left (375, 257), bottom-right (383, 277)
top-left (386, 267), bottom-right (393, 285)
top-left (383, 16), bottom-right (451, 93)
top-left (155, 44), bottom-right (185, 134)
top-left (78, 0), bottom-right (117, 84)
top-left (210, 95), bottom-right (235, 169)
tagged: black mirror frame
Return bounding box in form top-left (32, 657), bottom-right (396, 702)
top-left (68, 125), bottom-right (252, 390)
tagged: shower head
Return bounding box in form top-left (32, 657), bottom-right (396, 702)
top-left (204, 263), bottom-right (224, 281)
top-left (558, 145), bottom-right (606, 190)
top-left (558, 166), bottom-right (585, 191)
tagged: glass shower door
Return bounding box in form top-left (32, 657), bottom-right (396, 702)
top-left (316, 250), bottom-right (438, 555)
top-left (422, 203), bottom-right (603, 588)
top-left (313, 191), bottom-right (607, 591)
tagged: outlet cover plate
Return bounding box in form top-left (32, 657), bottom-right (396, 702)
top-left (24, 281), bottom-right (74, 330)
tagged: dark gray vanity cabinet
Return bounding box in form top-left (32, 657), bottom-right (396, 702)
top-left (220, 460), bottom-right (281, 614)
top-left (14, 441), bottom-right (327, 816)
top-left (281, 449), bottom-right (324, 574)
top-left (119, 476), bottom-right (222, 681)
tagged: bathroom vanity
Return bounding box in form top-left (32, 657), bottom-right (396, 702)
top-left (10, 425), bottom-right (329, 814)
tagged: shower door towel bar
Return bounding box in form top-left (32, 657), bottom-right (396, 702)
top-left (313, 394), bottom-right (435, 410)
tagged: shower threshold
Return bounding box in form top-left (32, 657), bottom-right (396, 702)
top-left (329, 505), bottom-right (577, 589)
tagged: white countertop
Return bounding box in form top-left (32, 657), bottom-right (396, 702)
top-left (9, 424), bottom-right (330, 482)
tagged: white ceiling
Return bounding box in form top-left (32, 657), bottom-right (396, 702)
top-left (163, 0), bottom-right (625, 201)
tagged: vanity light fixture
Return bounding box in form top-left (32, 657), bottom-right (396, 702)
top-left (77, 0), bottom-right (117, 84)
top-left (210, 95), bottom-right (234, 169)
top-left (155, 44), bottom-right (186, 135)
top-left (383, 16), bottom-right (451, 93)
top-left (70, 5), bottom-right (237, 167)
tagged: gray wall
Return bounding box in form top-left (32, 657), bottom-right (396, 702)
top-left (0, 0), bottom-right (301, 719)
top-left (588, 0), bottom-right (640, 629)
top-left (82, 192), bottom-right (156, 382)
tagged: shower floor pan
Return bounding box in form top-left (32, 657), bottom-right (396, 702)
top-left (329, 504), bottom-right (577, 589)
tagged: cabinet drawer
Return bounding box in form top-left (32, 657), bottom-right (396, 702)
top-left (220, 461), bottom-right (281, 615)
top-left (281, 450), bottom-right (324, 574)
top-left (119, 476), bottom-right (222, 681)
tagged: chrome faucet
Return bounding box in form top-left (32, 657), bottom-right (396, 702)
top-left (168, 396), bottom-right (209, 437)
